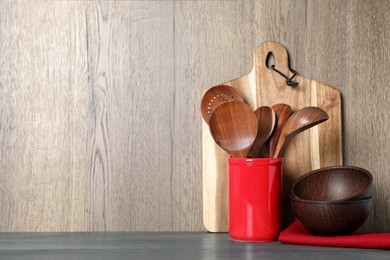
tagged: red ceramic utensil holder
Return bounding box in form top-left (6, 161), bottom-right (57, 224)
top-left (228, 158), bottom-right (283, 242)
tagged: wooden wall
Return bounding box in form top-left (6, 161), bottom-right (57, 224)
top-left (0, 0), bottom-right (388, 232)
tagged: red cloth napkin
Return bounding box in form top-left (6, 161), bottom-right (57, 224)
top-left (278, 221), bottom-right (390, 250)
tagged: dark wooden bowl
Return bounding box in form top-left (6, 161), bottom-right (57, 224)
top-left (290, 196), bottom-right (372, 236)
top-left (292, 166), bottom-right (373, 201)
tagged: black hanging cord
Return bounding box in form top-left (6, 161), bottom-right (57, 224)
top-left (270, 65), bottom-right (299, 87)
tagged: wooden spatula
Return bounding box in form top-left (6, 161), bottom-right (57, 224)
top-left (247, 106), bottom-right (275, 158)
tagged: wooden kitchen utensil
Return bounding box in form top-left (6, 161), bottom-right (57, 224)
top-left (208, 101), bottom-right (258, 158)
top-left (202, 41), bottom-right (343, 232)
top-left (247, 106), bottom-right (275, 158)
top-left (268, 104), bottom-right (293, 158)
top-left (273, 107), bottom-right (329, 158)
top-left (200, 84), bottom-right (244, 124)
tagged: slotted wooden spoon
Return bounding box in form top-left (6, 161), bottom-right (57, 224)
top-left (200, 84), bottom-right (244, 124)
top-left (247, 106), bottom-right (275, 158)
top-left (208, 101), bottom-right (258, 158)
top-left (273, 107), bottom-right (329, 158)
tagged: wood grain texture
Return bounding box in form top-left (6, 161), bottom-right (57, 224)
top-left (0, 0), bottom-right (389, 232)
top-left (0, 0), bottom-right (93, 231)
top-left (104, 1), bottom-right (175, 232)
top-left (0, 0), bottom-right (179, 231)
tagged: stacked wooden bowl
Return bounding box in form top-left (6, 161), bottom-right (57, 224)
top-left (290, 166), bottom-right (373, 236)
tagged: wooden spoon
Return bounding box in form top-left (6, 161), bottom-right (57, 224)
top-left (200, 84), bottom-right (244, 124)
top-left (268, 104), bottom-right (293, 157)
top-left (208, 101), bottom-right (258, 158)
top-left (247, 106), bottom-right (275, 158)
top-left (273, 107), bottom-right (329, 158)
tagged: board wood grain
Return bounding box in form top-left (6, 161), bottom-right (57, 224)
top-left (0, 0), bottom-right (389, 232)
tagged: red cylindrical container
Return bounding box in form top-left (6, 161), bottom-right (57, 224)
top-left (228, 158), bottom-right (283, 242)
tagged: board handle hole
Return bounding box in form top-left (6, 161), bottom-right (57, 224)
top-left (266, 52), bottom-right (276, 69)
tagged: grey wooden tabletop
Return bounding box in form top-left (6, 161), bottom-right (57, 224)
top-left (0, 232), bottom-right (388, 260)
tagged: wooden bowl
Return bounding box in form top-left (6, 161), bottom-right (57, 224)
top-left (290, 196), bottom-right (372, 236)
top-left (292, 166), bottom-right (373, 201)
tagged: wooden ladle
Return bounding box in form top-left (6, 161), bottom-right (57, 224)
top-left (200, 84), bottom-right (244, 124)
top-left (273, 107), bottom-right (329, 158)
top-left (208, 101), bottom-right (258, 158)
top-left (247, 106), bottom-right (275, 158)
top-left (268, 104), bottom-right (293, 157)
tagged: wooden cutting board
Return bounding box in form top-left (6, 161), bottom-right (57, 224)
top-left (202, 41), bottom-right (343, 232)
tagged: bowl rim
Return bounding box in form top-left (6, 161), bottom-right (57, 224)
top-left (290, 195), bottom-right (372, 204)
top-left (291, 165), bottom-right (373, 202)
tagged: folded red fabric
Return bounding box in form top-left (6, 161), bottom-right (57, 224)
top-left (278, 221), bottom-right (390, 250)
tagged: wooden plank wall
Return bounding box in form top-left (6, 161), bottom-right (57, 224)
top-left (0, 0), bottom-right (388, 232)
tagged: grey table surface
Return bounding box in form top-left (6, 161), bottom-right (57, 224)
top-left (0, 232), bottom-right (388, 260)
